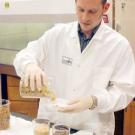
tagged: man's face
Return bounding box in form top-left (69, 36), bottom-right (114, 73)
top-left (76, 0), bottom-right (109, 34)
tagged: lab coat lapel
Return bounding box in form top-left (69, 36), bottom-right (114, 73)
top-left (67, 21), bottom-right (106, 65)
top-left (80, 22), bottom-right (106, 61)
top-left (69, 22), bottom-right (81, 55)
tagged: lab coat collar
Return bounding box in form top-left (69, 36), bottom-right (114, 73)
top-left (69, 21), bottom-right (78, 38)
top-left (70, 20), bottom-right (106, 41)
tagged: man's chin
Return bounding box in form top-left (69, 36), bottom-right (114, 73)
top-left (80, 24), bottom-right (91, 29)
top-left (81, 27), bottom-right (92, 32)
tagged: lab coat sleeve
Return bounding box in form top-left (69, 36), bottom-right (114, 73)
top-left (95, 44), bottom-right (135, 113)
top-left (13, 27), bottom-right (55, 77)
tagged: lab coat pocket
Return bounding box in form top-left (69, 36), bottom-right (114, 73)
top-left (92, 67), bottom-right (113, 90)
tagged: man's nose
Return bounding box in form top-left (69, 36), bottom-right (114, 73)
top-left (82, 12), bottom-right (90, 22)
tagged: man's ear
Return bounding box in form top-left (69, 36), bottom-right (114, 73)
top-left (103, 3), bottom-right (110, 13)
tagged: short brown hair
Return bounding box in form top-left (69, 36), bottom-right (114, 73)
top-left (102, 0), bottom-right (107, 4)
top-left (75, 0), bottom-right (107, 5)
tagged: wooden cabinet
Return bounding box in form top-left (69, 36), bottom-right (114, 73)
top-left (7, 75), bottom-right (39, 118)
top-left (124, 101), bottom-right (135, 135)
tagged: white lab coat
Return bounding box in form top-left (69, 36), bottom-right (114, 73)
top-left (14, 21), bottom-right (135, 135)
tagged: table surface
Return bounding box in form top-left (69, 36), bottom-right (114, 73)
top-left (0, 113), bottom-right (93, 135)
top-left (0, 114), bottom-right (34, 135)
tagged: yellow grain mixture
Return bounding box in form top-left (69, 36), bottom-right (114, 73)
top-left (20, 85), bottom-right (56, 101)
top-left (0, 105), bottom-right (10, 130)
top-left (34, 123), bottom-right (49, 135)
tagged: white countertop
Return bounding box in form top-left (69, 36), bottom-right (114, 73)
top-left (0, 114), bottom-right (93, 135)
top-left (0, 115), bottom-right (34, 135)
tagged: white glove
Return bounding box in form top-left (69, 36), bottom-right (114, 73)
top-left (22, 63), bottom-right (47, 91)
top-left (58, 96), bottom-right (96, 113)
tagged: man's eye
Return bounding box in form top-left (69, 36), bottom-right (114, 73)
top-left (78, 8), bottom-right (84, 12)
top-left (89, 10), bottom-right (97, 14)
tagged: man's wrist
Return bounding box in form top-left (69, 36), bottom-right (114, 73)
top-left (89, 96), bottom-right (97, 110)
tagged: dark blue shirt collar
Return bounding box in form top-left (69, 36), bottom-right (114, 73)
top-left (78, 23), bottom-right (100, 40)
top-left (78, 23), bottom-right (100, 52)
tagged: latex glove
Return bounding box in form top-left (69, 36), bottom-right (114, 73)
top-left (58, 96), bottom-right (94, 113)
top-left (22, 63), bottom-right (47, 91)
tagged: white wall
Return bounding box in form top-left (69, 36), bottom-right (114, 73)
top-left (115, 0), bottom-right (135, 54)
top-left (0, 0), bottom-right (75, 15)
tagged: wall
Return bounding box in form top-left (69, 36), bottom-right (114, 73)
top-left (0, 23), bottom-right (54, 65)
top-left (115, 0), bottom-right (135, 54)
top-left (0, 0), bottom-right (76, 65)
top-left (0, 0), bottom-right (75, 15)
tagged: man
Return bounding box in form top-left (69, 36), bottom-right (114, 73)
top-left (13, 0), bottom-right (135, 134)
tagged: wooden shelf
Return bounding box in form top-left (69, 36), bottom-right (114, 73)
top-left (0, 64), bottom-right (39, 118)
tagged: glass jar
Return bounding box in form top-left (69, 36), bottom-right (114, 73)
top-left (0, 99), bottom-right (10, 130)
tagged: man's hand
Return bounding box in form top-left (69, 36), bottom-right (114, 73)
top-left (58, 96), bottom-right (95, 113)
top-left (22, 63), bottom-right (47, 91)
